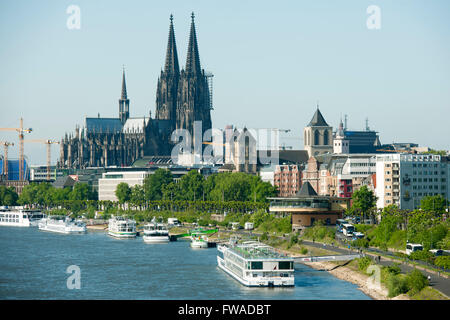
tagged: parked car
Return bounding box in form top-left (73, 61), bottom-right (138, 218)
top-left (429, 249), bottom-right (443, 256)
top-left (352, 232), bottom-right (365, 241)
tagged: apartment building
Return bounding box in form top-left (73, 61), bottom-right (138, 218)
top-left (376, 154), bottom-right (448, 210)
top-left (273, 164), bottom-right (301, 197)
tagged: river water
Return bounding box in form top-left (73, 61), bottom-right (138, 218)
top-left (0, 227), bottom-right (370, 300)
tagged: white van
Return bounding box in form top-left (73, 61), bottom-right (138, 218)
top-left (406, 243), bottom-right (423, 255)
top-left (244, 222), bottom-right (254, 230)
top-left (230, 222), bottom-right (241, 230)
top-left (167, 218), bottom-right (181, 227)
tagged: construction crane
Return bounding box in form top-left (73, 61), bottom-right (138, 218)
top-left (24, 139), bottom-right (60, 181)
top-left (0, 141), bottom-right (14, 180)
top-left (0, 118), bottom-right (32, 180)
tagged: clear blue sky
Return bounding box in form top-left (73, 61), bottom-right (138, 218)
top-left (1, 0), bottom-right (449, 164)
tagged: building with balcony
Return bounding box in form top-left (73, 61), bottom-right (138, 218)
top-left (376, 153), bottom-right (449, 210)
top-left (273, 164), bottom-right (301, 197)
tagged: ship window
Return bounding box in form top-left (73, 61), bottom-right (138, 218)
top-left (279, 261), bottom-right (292, 270)
top-left (251, 262), bottom-right (263, 270)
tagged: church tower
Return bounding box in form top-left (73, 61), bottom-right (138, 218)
top-left (155, 14), bottom-right (180, 130)
top-left (304, 106), bottom-right (333, 157)
top-left (176, 12), bottom-right (212, 137)
top-left (333, 118), bottom-right (349, 154)
top-left (119, 68), bottom-right (130, 125)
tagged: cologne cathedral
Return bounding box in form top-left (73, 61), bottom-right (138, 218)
top-left (58, 13), bottom-right (213, 169)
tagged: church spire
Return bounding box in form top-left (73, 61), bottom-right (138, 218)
top-left (121, 66), bottom-right (127, 99)
top-left (185, 12), bottom-right (202, 75)
top-left (164, 14), bottom-right (180, 76)
top-left (119, 67), bottom-right (130, 125)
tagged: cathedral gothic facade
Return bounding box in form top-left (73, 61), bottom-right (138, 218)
top-left (59, 13), bottom-right (212, 169)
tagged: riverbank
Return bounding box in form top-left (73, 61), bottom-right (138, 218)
top-left (274, 245), bottom-right (396, 300)
top-left (303, 260), bottom-right (392, 300)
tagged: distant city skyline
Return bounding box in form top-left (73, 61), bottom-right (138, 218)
top-left (1, 0), bottom-right (449, 164)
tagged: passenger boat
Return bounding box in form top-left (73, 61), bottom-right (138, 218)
top-left (190, 234), bottom-right (209, 248)
top-left (38, 216), bottom-right (86, 234)
top-left (0, 207), bottom-right (46, 227)
top-left (108, 215), bottom-right (136, 238)
top-left (143, 218), bottom-right (170, 243)
top-left (217, 240), bottom-right (295, 287)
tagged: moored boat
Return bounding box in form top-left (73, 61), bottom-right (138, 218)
top-left (190, 233), bottom-right (209, 248)
top-left (217, 240), bottom-right (295, 287)
top-left (0, 207), bottom-right (46, 227)
top-left (143, 218), bottom-right (170, 243)
top-left (38, 216), bottom-right (86, 234)
top-left (108, 215), bottom-right (136, 239)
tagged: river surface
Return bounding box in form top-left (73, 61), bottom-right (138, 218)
top-left (0, 227), bottom-right (371, 300)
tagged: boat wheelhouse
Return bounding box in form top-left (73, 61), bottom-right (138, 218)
top-left (0, 207), bottom-right (46, 227)
top-left (38, 216), bottom-right (86, 234)
top-left (108, 216), bottom-right (136, 238)
top-left (217, 240), bottom-right (295, 287)
top-left (143, 219), bottom-right (170, 243)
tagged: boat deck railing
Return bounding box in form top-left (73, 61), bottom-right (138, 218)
top-left (229, 241), bottom-right (290, 260)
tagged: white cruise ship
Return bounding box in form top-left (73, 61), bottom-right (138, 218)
top-left (108, 216), bottom-right (136, 238)
top-left (217, 240), bottom-right (295, 287)
top-left (0, 207), bottom-right (46, 227)
top-left (38, 216), bottom-right (86, 234)
top-left (143, 218), bottom-right (170, 243)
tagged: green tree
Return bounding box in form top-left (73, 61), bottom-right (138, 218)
top-left (0, 186), bottom-right (18, 206)
top-left (407, 210), bottom-right (443, 249)
top-left (162, 182), bottom-right (180, 201)
top-left (143, 168), bottom-right (173, 200)
top-left (420, 195), bottom-right (447, 215)
top-left (51, 187), bottom-right (72, 202)
top-left (130, 185), bottom-right (145, 208)
top-left (179, 170), bottom-right (204, 201)
top-left (370, 205), bottom-right (404, 249)
top-left (115, 182), bottom-right (131, 205)
top-left (406, 269), bottom-right (428, 296)
top-left (422, 149), bottom-right (447, 156)
top-left (351, 186), bottom-right (377, 220)
top-left (70, 183), bottom-right (94, 201)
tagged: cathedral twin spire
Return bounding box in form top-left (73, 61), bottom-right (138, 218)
top-left (164, 12), bottom-right (202, 76)
top-left (164, 14), bottom-right (180, 76)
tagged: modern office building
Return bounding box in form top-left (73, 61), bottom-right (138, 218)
top-left (98, 171), bottom-right (149, 201)
top-left (376, 154), bottom-right (448, 210)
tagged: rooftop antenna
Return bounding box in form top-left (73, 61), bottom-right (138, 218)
top-left (365, 117), bottom-right (370, 131)
top-left (344, 114), bottom-right (348, 130)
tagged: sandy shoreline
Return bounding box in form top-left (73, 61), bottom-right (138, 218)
top-left (303, 260), bottom-right (393, 300)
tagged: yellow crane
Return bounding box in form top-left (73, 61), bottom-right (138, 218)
top-left (0, 141), bottom-right (14, 180)
top-left (0, 118), bottom-right (32, 180)
top-left (24, 139), bottom-right (60, 181)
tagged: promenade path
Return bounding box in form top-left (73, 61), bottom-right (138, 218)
top-left (301, 239), bottom-right (450, 297)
